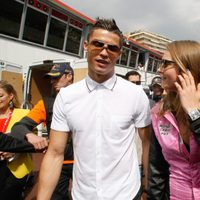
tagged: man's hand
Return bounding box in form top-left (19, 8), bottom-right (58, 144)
top-left (26, 133), bottom-right (48, 150)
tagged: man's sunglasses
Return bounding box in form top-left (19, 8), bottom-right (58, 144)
top-left (160, 59), bottom-right (175, 68)
top-left (131, 81), bottom-right (141, 85)
top-left (90, 40), bottom-right (121, 54)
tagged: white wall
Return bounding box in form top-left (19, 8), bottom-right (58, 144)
top-left (0, 37), bottom-right (79, 74)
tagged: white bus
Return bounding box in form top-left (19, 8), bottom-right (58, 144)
top-left (0, 0), bottom-right (162, 102)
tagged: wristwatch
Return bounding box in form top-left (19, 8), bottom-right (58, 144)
top-left (187, 108), bottom-right (200, 121)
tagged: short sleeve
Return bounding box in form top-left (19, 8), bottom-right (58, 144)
top-left (51, 92), bottom-right (70, 132)
top-left (134, 89), bottom-right (151, 128)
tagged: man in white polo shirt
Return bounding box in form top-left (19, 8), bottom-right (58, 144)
top-left (38, 18), bottom-right (151, 200)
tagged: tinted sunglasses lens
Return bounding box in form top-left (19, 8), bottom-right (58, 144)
top-left (160, 60), bottom-right (175, 68)
top-left (131, 81), bottom-right (141, 85)
top-left (107, 44), bottom-right (120, 53)
top-left (136, 81), bottom-right (141, 85)
top-left (91, 41), bottom-right (120, 53)
top-left (91, 41), bottom-right (104, 48)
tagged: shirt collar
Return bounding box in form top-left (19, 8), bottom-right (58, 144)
top-left (85, 74), bottom-right (117, 92)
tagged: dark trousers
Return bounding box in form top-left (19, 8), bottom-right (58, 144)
top-left (51, 164), bottom-right (73, 200)
top-left (0, 161), bottom-right (28, 200)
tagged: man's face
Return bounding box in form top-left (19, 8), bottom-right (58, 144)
top-left (128, 75), bottom-right (141, 85)
top-left (152, 84), bottom-right (163, 96)
top-left (51, 73), bottom-right (72, 93)
top-left (84, 29), bottom-right (121, 83)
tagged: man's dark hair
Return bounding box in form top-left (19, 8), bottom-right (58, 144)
top-left (125, 70), bottom-right (141, 80)
top-left (87, 17), bottom-right (124, 47)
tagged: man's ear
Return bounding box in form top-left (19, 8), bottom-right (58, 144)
top-left (66, 73), bottom-right (73, 82)
top-left (84, 40), bottom-right (88, 51)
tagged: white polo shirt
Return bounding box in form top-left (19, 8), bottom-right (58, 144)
top-left (51, 74), bottom-right (151, 200)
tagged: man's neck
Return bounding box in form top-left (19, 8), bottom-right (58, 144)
top-left (88, 72), bottom-right (114, 83)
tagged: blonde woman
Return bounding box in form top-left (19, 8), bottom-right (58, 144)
top-left (0, 80), bottom-right (32, 200)
top-left (148, 41), bottom-right (200, 199)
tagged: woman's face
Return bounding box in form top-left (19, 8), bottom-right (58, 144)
top-left (0, 88), bottom-right (13, 111)
top-left (158, 50), bottom-right (180, 92)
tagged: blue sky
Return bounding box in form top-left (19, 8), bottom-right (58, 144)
top-left (61, 0), bottom-right (200, 41)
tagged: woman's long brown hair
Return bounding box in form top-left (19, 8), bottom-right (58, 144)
top-left (160, 40), bottom-right (200, 124)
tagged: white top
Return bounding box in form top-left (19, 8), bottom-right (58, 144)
top-left (51, 74), bottom-right (151, 200)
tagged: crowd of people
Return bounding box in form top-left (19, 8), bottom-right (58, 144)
top-left (0, 17), bottom-right (200, 200)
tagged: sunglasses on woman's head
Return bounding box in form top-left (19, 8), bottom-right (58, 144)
top-left (89, 40), bottom-right (121, 54)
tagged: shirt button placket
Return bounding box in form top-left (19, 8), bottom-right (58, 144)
top-left (96, 85), bottom-right (103, 198)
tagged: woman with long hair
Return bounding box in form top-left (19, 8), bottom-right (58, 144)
top-left (148, 40), bottom-right (200, 199)
top-left (0, 80), bottom-right (32, 200)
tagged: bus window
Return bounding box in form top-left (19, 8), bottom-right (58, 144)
top-left (65, 26), bottom-right (82, 54)
top-left (0, 0), bottom-right (23, 38)
top-left (153, 60), bottom-right (158, 73)
top-left (138, 51), bottom-right (145, 67)
top-left (47, 18), bottom-right (66, 50)
top-left (120, 48), bottom-right (129, 66)
top-left (147, 57), bottom-right (153, 72)
top-left (129, 51), bottom-right (137, 68)
top-left (23, 7), bottom-right (48, 44)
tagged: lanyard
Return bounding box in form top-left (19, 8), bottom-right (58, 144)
top-left (0, 110), bottom-right (12, 133)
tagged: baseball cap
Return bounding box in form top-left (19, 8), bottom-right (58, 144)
top-left (149, 76), bottom-right (162, 91)
top-left (45, 63), bottom-right (74, 78)
top-left (150, 76), bottom-right (162, 87)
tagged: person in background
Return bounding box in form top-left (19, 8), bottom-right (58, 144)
top-left (125, 70), bottom-right (141, 85)
top-left (149, 76), bottom-right (164, 105)
top-left (125, 70), bottom-right (158, 108)
top-left (38, 18), bottom-right (151, 200)
top-left (12, 63), bottom-right (74, 200)
top-left (138, 62), bottom-right (144, 71)
top-left (0, 80), bottom-right (33, 200)
top-left (147, 40), bottom-right (200, 199)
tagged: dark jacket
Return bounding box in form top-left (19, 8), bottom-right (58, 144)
top-left (0, 132), bottom-right (35, 152)
top-left (11, 97), bottom-right (73, 161)
top-left (147, 127), bottom-right (169, 200)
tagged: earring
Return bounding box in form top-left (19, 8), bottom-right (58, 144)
top-left (9, 100), bottom-right (14, 108)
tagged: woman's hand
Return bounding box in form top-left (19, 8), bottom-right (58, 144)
top-left (174, 70), bottom-right (200, 113)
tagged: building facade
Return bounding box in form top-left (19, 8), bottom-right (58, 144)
top-left (126, 30), bottom-right (172, 54)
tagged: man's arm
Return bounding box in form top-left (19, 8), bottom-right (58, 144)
top-left (37, 129), bottom-right (69, 200)
top-left (138, 125), bottom-right (151, 196)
